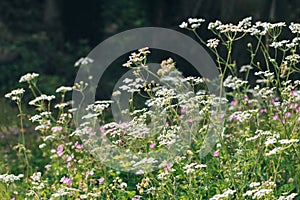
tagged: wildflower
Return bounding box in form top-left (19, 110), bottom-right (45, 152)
top-left (29, 94), bottom-right (55, 106)
top-left (149, 143), bottom-right (156, 149)
top-left (208, 20), bottom-right (222, 30)
top-left (85, 171), bottom-right (94, 179)
top-left (135, 170), bottom-right (144, 175)
top-left (179, 21), bottom-right (188, 28)
top-left (19, 73), bottom-right (39, 83)
top-left (272, 115), bottom-right (279, 120)
top-left (249, 182), bottom-right (260, 188)
top-left (213, 150), bottom-right (219, 157)
top-left (60, 176), bottom-right (72, 186)
top-left (74, 141), bottom-right (83, 149)
top-left (67, 154), bottom-right (74, 162)
top-left (57, 145), bottom-right (64, 157)
top-left (207, 38), bottom-right (220, 48)
top-left (239, 65), bottom-right (253, 72)
top-left (56, 86), bottom-right (72, 93)
top-left (98, 177), bottom-right (105, 184)
top-left (51, 126), bottom-right (63, 133)
top-left (31, 172), bottom-right (42, 182)
top-left (266, 147), bottom-right (282, 156)
top-left (278, 139), bottom-right (299, 145)
top-left (5, 88), bottom-right (25, 102)
top-left (120, 182), bottom-right (127, 190)
top-left (285, 112), bottom-right (292, 118)
top-left (289, 22), bottom-right (300, 34)
top-left (74, 57), bottom-right (94, 67)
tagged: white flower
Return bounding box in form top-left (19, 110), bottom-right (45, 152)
top-left (289, 22), bottom-right (300, 34)
top-left (188, 18), bottom-right (205, 24)
top-left (19, 73), bottom-right (39, 83)
top-left (5, 88), bottom-right (25, 101)
top-left (278, 139), bottom-right (299, 145)
top-left (207, 38), bottom-right (220, 48)
top-left (250, 182), bottom-right (260, 188)
top-left (208, 20), bottom-right (222, 30)
top-left (266, 147), bottom-right (282, 156)
top-left (270, 40), bottom-right (290, 48)
top-left (120, 182), bottom-right (127, 189)
top-left (74, 57), bottom-right (94, 67)
top-left (29, 94), bottom-right (55, 106)
top-left (31, 172), bottom-right (42, 182)
top-left (239, 65), bottom-right (253, 72)
top-left (265, 137), bottom-right (277, 146)
top-left (56, 86), bottom-right (73, 93)
top-left (179, 21), bottom-right (188, 28)
top-left (223, 75), bottom-right (248, 90)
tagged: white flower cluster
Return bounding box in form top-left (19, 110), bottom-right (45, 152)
top-left (239, 65), bottom-right (253, 73)
top-left (179, 18), bottom-right (205, 29)
top-left (206, 38), bottom-right (220, 48)
top-left (278, 193), bottom-right (298, 200)
top-left (4, 88), bottom-right (25, 101)
top-left (74, 57), bottom-right (94, 67)
top-left (223, 75), bottom-right (248, 90)
top-left (209, 189), bottom-right (236, 200)
top-left (19, 72), bottom-right (39, 83)
top-left (56, 86), bottom-right (73, 93)
top-left (270, 40), bottom-right (290, 49)
top-left (157, 126), bottom-right (180, 146)
top-left (229, 110), bottom-right (257, 123)
top-left (122, 47), bottom-right (150, 67)
top-left (183, 162), bottom-right (206, 174)
top-left (29, 94), bottom-right (56, 106)
top-left (157, 58), bottom-right (176, 76)
top-left (289, 22), bottom-right (300, 34)
top-left (0, 173), bottom-right (23, 184)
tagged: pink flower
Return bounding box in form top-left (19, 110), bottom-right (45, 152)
top-left (229, 115), bottom-right (237, 121)
top-left (67, 153), bottom-right (74, 162)
top-left (85, 171), bottom-right (94, 179)
top-left (57, 145), bottom-right (64, 157)
top-left (285, 112), bottom-right (292, 118)
top-left (259, 109), bottom-right (267, 114)
top-left (100, 125), bottom-right (105, 132)
top-left (272, 115), bottom-right (278, 120)
top-left (230, 100), bottom-right (237, 106)
top-left (135, 170), bottom-right (144, 175)
top-left (164, 163), bottom-right (173, 173)
top-left (188, 118), bottom-right (193, 123)
top-left (51, 126), bottom-right (62, 133)
top-left (98, 177), bottom-right (105, 184)
top-left (149, 143), bottom-right (156, 149)
top-left (74, 141), bottom-right (83, 149)
top-left (165, 121), bottom-right (169, 126)
top-left (213, 150), bottom-right (219, 157)
top-left (181, 108), bottom-right (186, 114)
top-left (60, 176), bottom-right (72, 186)
top-left (179, 114), bottom-right (184, 119)
top-left (132, 198), bottom-right (140, 200)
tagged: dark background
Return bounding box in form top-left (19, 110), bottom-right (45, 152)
top-left (0, 0), bottom-right (299, 97)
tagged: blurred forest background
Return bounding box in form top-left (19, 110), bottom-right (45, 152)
top-left (0, 0), bottom-right (300, 121)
